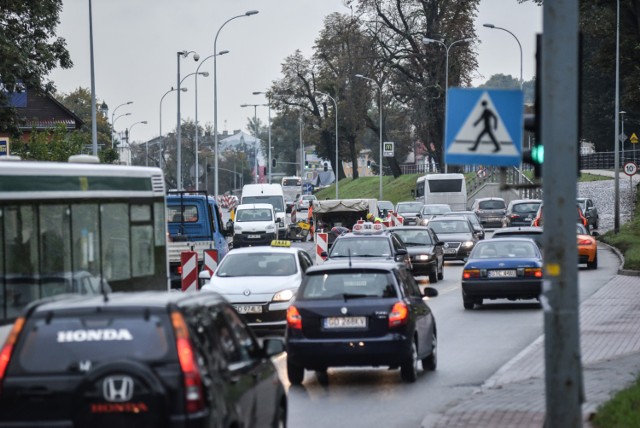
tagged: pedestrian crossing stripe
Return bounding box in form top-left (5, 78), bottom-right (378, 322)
top-left (445, 88), bottom-right (524, 167)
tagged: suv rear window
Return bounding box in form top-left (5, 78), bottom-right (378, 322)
top-left (478, 200), bottom-right (505, 209)
top-left (301, 272), bottom-right (397, 299)
top-left (513, 203), bottom-right (540, 213)
top-left (12, 313), bottom-right (172, 373)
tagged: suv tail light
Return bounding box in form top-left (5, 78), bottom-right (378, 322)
top-left (388, 302), bottom-right (408, 327)
top-left (171, 312), bottom-right (204, 413)
top-left (0, 317), bottom-right (25, 396)
top-left (286, 306), bottom-right (302, 330)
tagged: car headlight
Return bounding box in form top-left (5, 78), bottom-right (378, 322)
top-left (266, 224), bottom-right (276, 231)
top-left (272, 289), bottom-right (295, 302)
top-left (461, 241), bottom-right (475, 248)
top-left (414, 254), bottom-right (432, 261)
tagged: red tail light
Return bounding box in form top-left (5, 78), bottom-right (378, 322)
top-left (463, 269), bottom-right (481, 279)
top-left (286, 306), bottom-right (302, 330)
top-left (389, 302), bottom-right (409, 327)
top-left (524, 267), bottom-right (543, 278)
top-left (0, 317), bottom-right (25, 396)
top-left (578, 238), bottom-right (592, 246)
top-left (177, 265), bottom-right (183, 275)
top-left (171, 312), bottom-right (204, 413)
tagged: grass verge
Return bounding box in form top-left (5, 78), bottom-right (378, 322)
top-left (591, 375), bottom-right (640, 427)
top-left (599, 195), bottom-right (640, 270)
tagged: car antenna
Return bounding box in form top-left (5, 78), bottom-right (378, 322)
top-left (348, 248), bottom-right (352, 268)
top-left (101, 278), bottom-right (109, 303)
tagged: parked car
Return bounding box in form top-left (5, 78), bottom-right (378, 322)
top-left (323, 222), bottom-right (411, 269)
top-left (0, 291), bottom-right (287, 427)
top-left (285, 261), bottom-right (438, 384)
top-left (577, 197), bottom-right (599, 230)
top-left (416, 204), bottom-right (452, 226)
top-left (461, 238), bottom-right (543, 310)
top-left (443, 211), bottom-right (485, 240)
top-left (470, 197), bottom-right (507, 229)
top-left (395, 201), bottom-right (424, 226)
top-left (387, 226), bottom-right (445, 283)
top-left (501, 199), bottom-right (542, 228)
top-left (201, 240), bottom-right (314, 335)
top-left (491, 226), bottom-right (543, 248)
top-left (426, 216), bottom-right (479, 261)
top-left (377, 200), bottom-right (394, 218)
top-left (577, 223), bottom-right (598, 269)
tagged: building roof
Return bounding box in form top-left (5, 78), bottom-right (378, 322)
top-left (9, 89), bottom-right (83, 131)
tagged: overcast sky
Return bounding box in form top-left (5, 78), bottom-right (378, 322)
top-left (50, 0), bottom-right (542, 144)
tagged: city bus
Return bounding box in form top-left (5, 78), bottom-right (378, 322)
top-left (414, 173), bottom-right (468, 211)
top-left (0, 158), bottom-right (168, 323)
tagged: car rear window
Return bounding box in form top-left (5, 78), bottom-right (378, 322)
top-left (301, 272), bottom-right (398, 299)
top-left (478, 200), bottom-right (505, 209)
top-left (167, 205), bottom-right (199, 222)
top-left (12, 313), bottom-right (172, 374)
top-left (513, 203), bottom-right (540, 213)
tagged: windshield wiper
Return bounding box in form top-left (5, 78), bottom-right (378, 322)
top-left (341, 293), bottom-right (370, 301)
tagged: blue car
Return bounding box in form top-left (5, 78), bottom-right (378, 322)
top-left (461, 238), bottom-right (543, 310)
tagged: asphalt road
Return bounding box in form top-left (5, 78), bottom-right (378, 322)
top-left (276, 235), bottom-right (619, 428)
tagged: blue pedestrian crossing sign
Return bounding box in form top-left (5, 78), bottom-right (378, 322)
top-left (445, 88), bottom-right (523, 167)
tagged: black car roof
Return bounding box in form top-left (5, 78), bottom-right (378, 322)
top-left (26, 291), bottom-right (226, 314)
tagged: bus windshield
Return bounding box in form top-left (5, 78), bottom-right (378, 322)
top-left (0, 161), bottom-right (168, 322)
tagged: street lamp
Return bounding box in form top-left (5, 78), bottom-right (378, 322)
top-left (195, 50), bottom-right (229, 191)
top-left (253, 91), bottom-right (272, 183)
top-left (159, 87), bottom-right (187, 168)
top-left (126, 121), bottom-right (148, 166)
top-left (620, 110), bottom-right (627, 160)
top-left (315, 91), bottom-right (340, 198)
top-left (355, 74), bottom-right (383, 200)
top-left (299, 117), bottom-right (304, 178)
top-left (483, 24), bottom-right (523, 89)
top-left (113, 112), bottom-right (131, 158)
top-left (177, 50), bottom-right (200, 190)
top-left (422, 36), bottom-right (474, 173)
top-left (615, 0), bottom-right (621, 232)
top-left (111, 101), bottom-right (133, 150)
top-left (88, 0), bottom-right (98, 155)
top-left (240, 103), bottom-right (267, 183)
top-left (214, 10), bottom-right (259, 199)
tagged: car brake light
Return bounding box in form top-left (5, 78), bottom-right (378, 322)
top-left (524, 267), bottom-right (543, 278)
top-left (171, 312), bottom-right (204, 413)
top-left (388, 302), bottom-right (408, 327)
top-left (463, 269), bottom-right (481, 279)
top-left (510, 214), bottom-right (519, 219)
top-left (177, 265), bottom-right (183, 275)
top-left (577, 238), bottom-right (592, 245)
top-left (0, 317), bottom-right (25, 396)
top-left (286, 306), bottom-right (302, 329)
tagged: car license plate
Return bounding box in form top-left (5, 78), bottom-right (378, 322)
top-left (233, 304), bottom-right (263, 314)
top-left (444, 249), bottom-right (457, 254)
top-left (323, 316), bottom-right (367, 329)
top-left (488, 270), bottom-right (517, 278)
top-left (247, 234), bottom-right (260, 239)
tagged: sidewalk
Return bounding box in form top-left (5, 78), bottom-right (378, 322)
top-left (422, 248), bottom-right (640, 427)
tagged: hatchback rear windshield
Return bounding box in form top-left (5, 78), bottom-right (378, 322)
top-left (478, 200), bottom-right (505, 209)
top-left (301, 272), bottom-right (397, 299)
top-left (13, 313), bottom-right (172, 374)
top-left (512, 203), bottom-right (540, 213)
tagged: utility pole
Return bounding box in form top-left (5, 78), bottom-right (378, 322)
top-left (542, 1), bottom-right (583, 427)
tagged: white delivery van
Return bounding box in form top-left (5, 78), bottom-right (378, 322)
top-left (241, 183), bottom-right (289, 238)
top-left (415, 173), bottom-right (467, 211)
top-left (231, 203), bottom-right (278, 248)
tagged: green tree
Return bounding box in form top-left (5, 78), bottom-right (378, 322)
top-left (0, 1), bottom-right (72, 136)
top-left (11, 124), bottom-right (84, 161)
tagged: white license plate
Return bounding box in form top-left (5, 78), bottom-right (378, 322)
top-left (323, 316), bottom-right (367, 329)
top-left (488, 270), bottom-right (517, 278)
top-left (444, 249), bottom-right (457, 254)
top-left (247, 234), bottom-right (260, 239)
top-left (234, 304), bottom-right (263, 314)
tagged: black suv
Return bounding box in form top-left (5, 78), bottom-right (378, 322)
top-left (285, 261), bottom-right (438, 384)
top-left (0, 292), bottom-right (286, 428)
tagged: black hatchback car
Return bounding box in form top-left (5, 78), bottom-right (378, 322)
top-left (0, 292), bottom-right (286, 428)
top-left (285, 261), bottom-right (438, 384)
top-left (386, 226), bottom-right (445, 283)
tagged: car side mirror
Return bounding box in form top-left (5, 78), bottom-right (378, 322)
top-left (321, 251), bottom-right (328, 258)
top-left (262, 337), bottom-right (285, 357)
top-left (436, 241), bottom-right (444, 246)
top-left (423, 287), bottom-right (438, 298)
top-left (199, 270), bottom-right (212, 280)
top-left (591, 231), bottom-right (599, 237)
top-left (396, 248), bottom-right (408, 256)
top-left (416, 213), bottom-right (422, 218)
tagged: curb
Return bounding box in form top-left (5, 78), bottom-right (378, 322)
top-left (598, 241), bottom-right (640, 276)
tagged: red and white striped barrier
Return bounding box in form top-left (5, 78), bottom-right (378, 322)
top-left (388, 211), bottom-right (404, 227)
top-left (181, 251), bottom-right (198, 292)
top-left (315, 232), bottom-right (328, 264)
top-left (203, 249), bottom-right (218, 276)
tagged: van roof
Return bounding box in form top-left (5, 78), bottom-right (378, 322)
top-left (236, 203), bottom-right (274, 210)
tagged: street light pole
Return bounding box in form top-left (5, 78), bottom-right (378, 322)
top-left (620, 110), bottom-right (626, 160)
top-left (111, 101), bottom-right (133, 151)
top-left (195, 51), bottom-right (228, 191)
top-left (159, 87), bottom-right (187, 168)
top-left (253, 91), bottom-right (272, 183)
top-left (615, 0), bottom-right (621, 233)
top-left (214, 10), bottom-right (259, 200)
top-left (88, 0), bottom-right (98, 156)
top-left (316, 91), bottom-right (340, 198)
top-left (177, 50), bottom-right (200, 190)
top-left (113, 112), bottom-right (131, 162)
top-left (422, 37), bottom-right (474, 173)
top-left (127, 120), bottom-right (148, 166)
top-left (483, 24), bottom-right (523, 89)
top-left (355, 74), bottom-right (383, 200)
top-left (299, 117), bottom-right (304, 178)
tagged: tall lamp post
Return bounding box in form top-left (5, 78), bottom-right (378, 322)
top-left (195, 50), bottom-right (229, 190)
top-left (113, 112), bottom-right (131, 161)
top-left (127, 120), bottom-right (147, 165)
top-left (177, 50), bottom-right (200, 190)
top-left (111, 101), bottom-right (133, 150)
top-left (483, 24), bottom-right (523, 88)
top-left (620, 110), bottom-right (627, 160)
top-left (422, 37), bottom-right (474, 173)
top-left (299, 117), bottom-right (304, 178)
top-left (614, 0), bottom-right (621, 233)
top-left (253, 91), bottom-right (272, 183)
top-left (88, 0), bottom-right (98, 155)
top-left (214, 10), bottom-right (259, 199)
top-left (355, 74), bottom-right (383, 200)
top-left (240, 103), bottom-right (266, 183)
top-left (159, 87), bottom-right (187, 168)
top-left (316, 91), bottom-right (340, 198)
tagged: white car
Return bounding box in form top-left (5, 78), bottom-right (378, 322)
top-left (296, 194), bottom-right (317, 211)
top-left (201, 242), bottom-right (314, 335)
